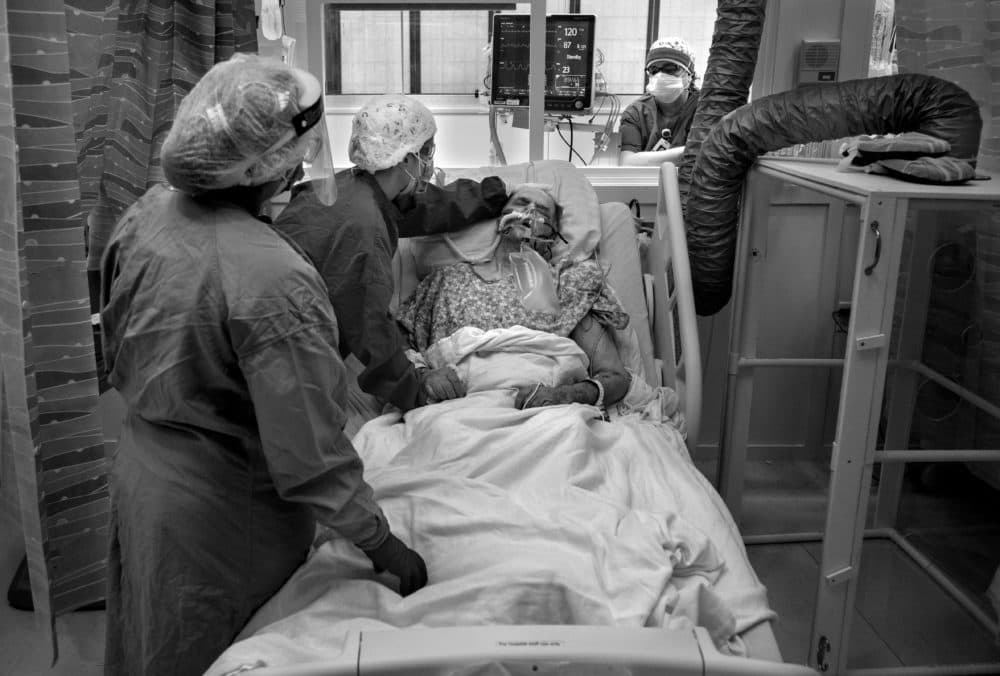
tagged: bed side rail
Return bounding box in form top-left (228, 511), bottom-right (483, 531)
top-left (647, 162), bottom-right (703, 450)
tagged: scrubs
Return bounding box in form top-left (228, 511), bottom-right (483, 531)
top-left (273, 169), bottom-right (507, 411)
top-left (619, 90), bottom-right (701, 153)
top-left (100, 184), bottom-right (389, 676)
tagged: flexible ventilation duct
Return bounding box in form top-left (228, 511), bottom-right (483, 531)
top-left (686, 73), bottom-right (983, 316)
top-left (676, 0), bottom-right (766, 208)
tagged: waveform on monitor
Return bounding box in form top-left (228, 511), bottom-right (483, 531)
top-left (497, 62), bottom-right (559, 73)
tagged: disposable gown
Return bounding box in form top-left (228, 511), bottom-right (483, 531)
top-left (619, 90), bottom-right (700, 153)
top-left (274, 170), bottom-right (507, 411)
top-left (100, 184), bottom-right (388, 676)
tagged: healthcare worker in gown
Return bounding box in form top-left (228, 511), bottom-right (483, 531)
top-left (618, 37), bottom-right (700, 166)
top-left (274, 94), bottom-right (509, 412)
top-left (100, 54), bottom-right (427, 676)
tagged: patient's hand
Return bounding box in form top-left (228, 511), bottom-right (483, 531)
top-left (515, 384), bottom-right (575, 409)
top-left (421, 366), bottom-right (466, 404)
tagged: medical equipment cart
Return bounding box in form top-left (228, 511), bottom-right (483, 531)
top-left (720, 157), bottom-right (1000, 675)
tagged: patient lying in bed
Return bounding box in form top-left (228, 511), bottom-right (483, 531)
top-left (398, 183), bottom-right (684, 427)
top-left (205, 182), bottom-right (773, 676)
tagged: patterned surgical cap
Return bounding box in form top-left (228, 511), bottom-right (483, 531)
top-left (348, 94), bottom-right (437, 173)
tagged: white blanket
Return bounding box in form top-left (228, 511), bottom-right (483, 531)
top-left (207, 329), bottom-right (774, 676)
top-left (427, 325), bottom-right (687, 430)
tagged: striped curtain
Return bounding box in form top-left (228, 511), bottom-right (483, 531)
top-left (895, 0), bottom-right (999, 172)
top-left (0, 0), bottom-right (23, 578)
top-left (0, 0), bottom-right (255, 661)
top-left (83, 0), bottom-right (258, 273)
top-left (2, 0), bottom-right (104, 662)
top-left (893, 0), bottom-right (1000, 462)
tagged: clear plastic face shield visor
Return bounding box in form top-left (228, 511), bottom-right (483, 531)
top-left (289, 94), bottom-right (337, 205)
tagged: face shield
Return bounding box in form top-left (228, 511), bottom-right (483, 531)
top-left (290, 95), bottom-right (337, 205)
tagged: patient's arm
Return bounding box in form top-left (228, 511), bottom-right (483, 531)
top-left (572, 314), bottom-right (631, 405)
top-left (619, 146), bottom-right (685, 166)
top-left (516, 313), bottom-right (631, 410)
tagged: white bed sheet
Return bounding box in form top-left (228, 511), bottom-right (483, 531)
top-left (206, 193), bottom-right (776, 675)
top-left (206, 333), bottom-right (775, 676)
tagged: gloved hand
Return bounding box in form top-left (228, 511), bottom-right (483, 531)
top-left (421, 366), bottom-right (466, 403)
top-left (363, 533), bottom-right (428, 597)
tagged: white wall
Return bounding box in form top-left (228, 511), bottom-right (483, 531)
top-left (326, 109), bottom-right (528, 170)
top-left (753, 0), bottom-right (874, 97)
top-left (325, 106), bottom-right (631, 170)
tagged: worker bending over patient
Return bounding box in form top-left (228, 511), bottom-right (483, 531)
top-left (100, 55), bottom-right (427, 676)
top-left (398, 183), bottom-right (632, 411)
top-left (274, 94), bottom-right (509, 412)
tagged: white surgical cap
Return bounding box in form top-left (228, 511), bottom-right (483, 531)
top-left (348, 94), bottom-right (437, 173)
top-left (161, 53), bottom-right (314, 195)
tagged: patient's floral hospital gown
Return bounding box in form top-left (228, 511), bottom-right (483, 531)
top-left (397, 257), bottom-right (629, 352)
top-left (398, 256), bottom-right (687, 430)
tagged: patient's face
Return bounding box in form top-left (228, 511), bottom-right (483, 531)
top-left (499, 186), bottom-right (562, 258)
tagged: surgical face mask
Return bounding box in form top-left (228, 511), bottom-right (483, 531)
top-left (279, 163), bottom-right (305, 195)
top-left (646, 72), bottom-right (686, 104)
top-left (255, 162), bottom-right (304, 206)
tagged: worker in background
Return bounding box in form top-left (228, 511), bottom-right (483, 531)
top-left (100, 55), bottom-right (427, 676)
top-left (618, 37), bottom-right (701, 166)
top-left (273, 94), bottom-right (510, 413)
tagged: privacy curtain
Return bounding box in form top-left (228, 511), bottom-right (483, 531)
top-left (0, 0), bottom-right (255, 661)
top-left (892, 0), bottom-right (1000, 469)
top-left (83, 0), bottom-right (258, 274)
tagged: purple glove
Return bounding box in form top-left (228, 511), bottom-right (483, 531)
top-left (363, 533), bottom-right (428, 596)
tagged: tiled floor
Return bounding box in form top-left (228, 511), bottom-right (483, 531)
top-left (3, 457), bottom-right (998, 674)
top-left (0, 519), bottom-right (104, 675)
top-left (742, 458), bottom-right (1000, 670)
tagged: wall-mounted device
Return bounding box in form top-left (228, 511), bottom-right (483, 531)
top-left (490, 13), bottom-right (596, 114)
top-left (796, 39), bottom-right (841, 87)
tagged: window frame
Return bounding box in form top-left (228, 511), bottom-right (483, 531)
top-left (302, 0), bottom-right (679, 164)
top-left (308, 0), bottom-right (660, 100)
top-left (323, 4), bottom-right (515, 97)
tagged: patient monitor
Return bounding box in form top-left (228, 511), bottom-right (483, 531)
top-left (490, 14), bottom-right (597, 114)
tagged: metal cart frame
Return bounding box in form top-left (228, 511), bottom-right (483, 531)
top-left (718, 158), bottom-right (1000, 675)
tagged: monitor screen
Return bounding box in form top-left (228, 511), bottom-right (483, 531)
top-left (490, 14), bottom-right (596, 114)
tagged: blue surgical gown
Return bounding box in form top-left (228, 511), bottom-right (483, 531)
top-left (99, 184), bottom-right (388, 676)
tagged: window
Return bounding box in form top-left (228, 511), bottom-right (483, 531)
top-left (580, 1), bottom-right (650, 95)
top-left (322, 1), bottom-right (717, 98)
top-left (304, 0), bottom-right (721, 168)
top-left (324, 5), bottom-right (514, 96)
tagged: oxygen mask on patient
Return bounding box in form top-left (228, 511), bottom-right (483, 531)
top-left (499, 207), bottom-right (563, 315)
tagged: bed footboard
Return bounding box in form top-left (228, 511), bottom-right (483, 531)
top-left (237, 625), bottom-right (817, 676)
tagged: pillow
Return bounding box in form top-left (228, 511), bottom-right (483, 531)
top-left (408, 159), bottom-right (601, 280)
top-left (844, 131), bottom-right (951, 166)
top-left (876, 156), bottom-right (976, 185)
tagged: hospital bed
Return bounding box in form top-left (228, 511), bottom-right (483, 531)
top-left (205, 162), bottom-right (816, 676)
